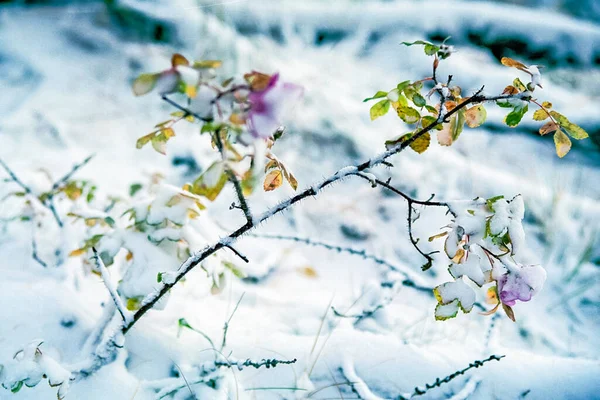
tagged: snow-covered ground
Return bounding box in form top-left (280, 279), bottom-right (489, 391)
top-left (0, 1), bottom-right (599, 399)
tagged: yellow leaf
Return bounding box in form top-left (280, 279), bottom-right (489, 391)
top-left (171, 53), bottom-right (190, 67)
top-left (136, 132), bottom-right (156, 149)
top-left (126, 251), bottom-right (134, 261)
top-left (185, 85), bottom-right (197, 98)
top-left (486, 286), bottom-right (499, 305)
top-left (409, 132), bottom-right (431, 154)
top-left (532, 109), bottom-right (549, 121)
top-left (193, 60), bottom-right (223, 69)
top-left (451, 247), bottom-right (466, 263)
top-left (500, 57), bottom-right (528, 70)
top-left (502, 303), bottom-right (516, 322)
top-left (298, 266), bottom-right (318, 278)
top-left (542, 101), bottom-right (552, 109)
top-left (539, 121), bottom-right (558, 136)
top-left (428, 231), bottom-right (448, 242)
top-left (132, 73), bottom-right (159, 96)
top-left (263, 170), bottom-right (283, 192)
top-left (126, 297), bottom-right (142, 311)
top-left (69, 248), bottom-right (86, 257)
top-left (162, 127), bottom-right (176, 139)
top-left (464, 104), bottom-right (487, 128)
top-left (554, 129), bottom-right (572, 158)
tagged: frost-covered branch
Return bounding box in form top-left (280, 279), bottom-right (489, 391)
top-left (249, 232), bottom-right (431, 293)
top-left (73, 88), bottom-right (523, 381)
top-left (91, 248), bottom-right (133, 325)
top-left (396, 354), bottom-right (505, 399)
top-left (0, 155), bottom-right (94, 228)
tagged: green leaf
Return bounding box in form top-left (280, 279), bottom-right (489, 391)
top-left (370, 99), bottom-right (391, 121)
top-left (384, 133), bottom-right (412, 150)
top-left (486, 195), bottom-right (504, 212)
top-left (397, 106), bottom-right (421, 124)
top-left (396, 80), bottom-right (411, 92)
top-left (11, 381), bottom-right (24, 393)
top-left (136, 132), bottom-right (156, 149)
top-left (104, 217), bottom-right (116, 227)
top-left (450, 109), bottom-right (466, 141)
top-left (401, 40), bottom-right (439, 56)
top-left (422, 115), bottom-right (442, 130)
top-left (424, 43), bottom-right (440, 56)
top-left (363, 91), bottom-right (388, 102)
top-left (504, 104), bottom-right (528, 127)
top-left (129, 183), bottom-right (143, 197)
top-left (549, 111), bottom-right (589, 139)
top-left (413, 93), bottom-right (427, 107)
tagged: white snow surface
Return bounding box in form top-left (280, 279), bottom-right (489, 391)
top-left (0, 1), bottom-right (599, 399)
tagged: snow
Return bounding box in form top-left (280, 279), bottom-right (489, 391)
top-left (0, 0), bottom-right (598, 399)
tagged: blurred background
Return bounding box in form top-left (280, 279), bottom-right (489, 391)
top-left (0, 0), bottom-right (599, 399)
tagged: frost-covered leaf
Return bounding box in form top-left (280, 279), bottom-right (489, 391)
top-left (464, 104), bottom-right (487, 128)
top-left (263, 169), bottom-right (283, 192)
top-left (549, 111), bottom-right (589, 139)
top-left (397, 106), bottom-right (420, 124)
top-left (151, 134), bottom-right (168, 155)
top-left (435, 300), bottom-right (459, 321)
top-left (553, 129), bottom-right (572, 158)
top-left (370, 99), bottom-right (390, 121)
top-left (434, 279), bottom-right (476, 314)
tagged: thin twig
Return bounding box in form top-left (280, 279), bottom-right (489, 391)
top-left (92, 248), bottom-right (132, 324)
top-left (248, 233), bottom-right (430, 293)
top-left (213, 129), bottom-right (254, 225)
top-left (223, 244), bottom-right (249, 263)
top-left (31, 225), bottom-right (48, 268)
top-left (221, 292), bottom-right (245, 350)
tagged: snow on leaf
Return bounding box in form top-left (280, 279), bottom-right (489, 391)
top-left (192, 162), bottom-right (228, 201)
top-left (397, 106), bottom-right (420, 124)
